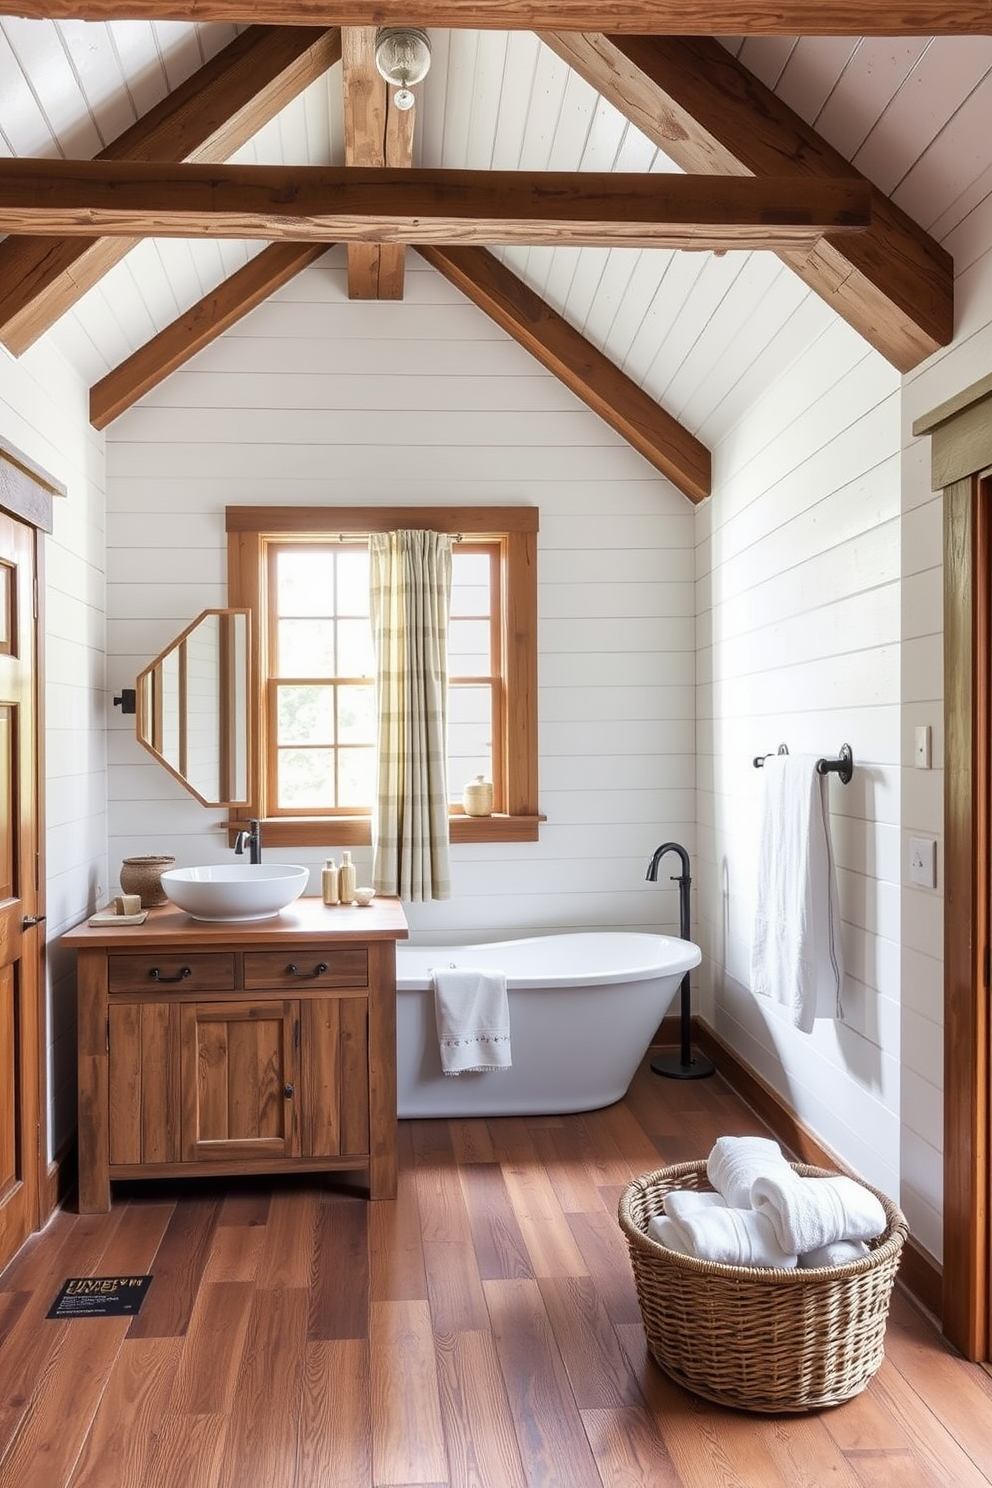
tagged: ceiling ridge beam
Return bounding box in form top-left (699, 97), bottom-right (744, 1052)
top-left (8, 3), bottom-right (992, 35)
top-left (88, 241), bottom-right (327, 429)
top-left (0, 24), bottom-right (342, 356)
top-left (0, 161), bottom-right (872, 250)
top-left (417, 243), bottom-right (711, 502)
top-left (540, 31), bottom-right (952, 372)
top-left (342, 26), bottom-right (415, 301)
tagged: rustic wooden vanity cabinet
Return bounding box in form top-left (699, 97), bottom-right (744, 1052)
top-left (64, 897), bottom-right (408, 1212)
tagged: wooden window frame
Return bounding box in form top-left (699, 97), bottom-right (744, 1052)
top-left (225, 505), bottom-right (540, 848)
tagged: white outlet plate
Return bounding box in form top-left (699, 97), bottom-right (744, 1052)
top-left (909, 836), bottom-right (937, 888)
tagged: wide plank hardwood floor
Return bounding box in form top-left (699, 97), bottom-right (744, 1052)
top-left (2, 1053), bottom-right (991, 1488)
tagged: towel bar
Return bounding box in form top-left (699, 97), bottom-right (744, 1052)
top-left (753, 743), bottom-right (854, 785)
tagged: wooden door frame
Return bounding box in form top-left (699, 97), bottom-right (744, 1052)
top-left (914, 378), bottom-right (992, 1360)
top-left (0, 435), bottom-right (64, 1233)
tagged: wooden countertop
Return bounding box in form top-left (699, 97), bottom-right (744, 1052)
top-left (62, 894), bottom-right (409, 948)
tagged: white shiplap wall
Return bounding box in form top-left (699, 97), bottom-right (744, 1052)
top-left (0, 337), bottom-right (107, 1156)
top-left (695, 308), bottom-right (906, 1210)
top-left (105, 247), bottom-right (697, 951)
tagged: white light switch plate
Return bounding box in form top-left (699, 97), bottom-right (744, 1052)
top-left (915, 725), bottom-right (932, 768)
top-left (909, 836), bottom-right (937, 888)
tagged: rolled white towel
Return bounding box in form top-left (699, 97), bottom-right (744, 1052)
top-left (751, 1170), bottom-right (887, 1255)
top-left (706, 1134), bottom-right (790, 1208)
top-left (665, 1205), bottom-right (798, 1269)
top-left (663, 1189), bottom-right (727, 1223)
top-left (799, 1239), bottom-right (870, 1269)
top-left (647, 1215), bottom-right (692, 1254)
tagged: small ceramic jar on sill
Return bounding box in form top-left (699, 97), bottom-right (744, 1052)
top-left (462, 775), bottom-right (494, 817)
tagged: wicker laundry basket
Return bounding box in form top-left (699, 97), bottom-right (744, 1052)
top-left (619, 1159), bottom-right (908, 1413)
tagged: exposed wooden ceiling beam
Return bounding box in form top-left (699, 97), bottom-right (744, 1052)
top-left (417, 244), bottom-right (711, 501)
top-left (7, 3), bottom-right (992, 34)
top-left (342, 27), bottom-right (415, 300)
top-left (0, 161), bottom-right (871, 250)
top-left (0, 25), bottom-right (341, 357)
top-left (541, 31), bottom-right (953, 372)
top-left (89, 242), bottom-right (328, 429)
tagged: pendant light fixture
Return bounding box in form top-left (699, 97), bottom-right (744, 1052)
top-left (374, 27), bottom-right (431, 111)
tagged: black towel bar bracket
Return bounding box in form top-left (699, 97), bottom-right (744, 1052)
top-left (753, 741), bottom-right (854, 785)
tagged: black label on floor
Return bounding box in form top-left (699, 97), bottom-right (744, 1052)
top-left (47, 1275), bottom-right (152, 1319)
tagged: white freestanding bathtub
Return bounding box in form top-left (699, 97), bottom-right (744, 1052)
top-left (395, 931), bottom-right (702, 1118)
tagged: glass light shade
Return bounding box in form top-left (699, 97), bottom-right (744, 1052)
top-left (374, 27), bottom-right (431, 89)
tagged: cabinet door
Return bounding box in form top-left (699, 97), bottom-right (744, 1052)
top-left (180, 1000), bottom-right (300, 1163)
top-left (108, 1001), bottom-right (181, 1165)
top-left (300, 996), bottom-right (369, 1158)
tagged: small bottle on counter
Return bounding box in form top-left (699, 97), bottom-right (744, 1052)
top-left (338, 850), bottom-right (357, 904)
top-left (321, 858), bottom-right (339, 905)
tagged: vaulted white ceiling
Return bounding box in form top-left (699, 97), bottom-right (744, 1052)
top-left (2, 17), bottom-right (991, 459)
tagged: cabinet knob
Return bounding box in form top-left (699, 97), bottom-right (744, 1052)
top-left (284, 1083), bottom-right (295, 1099)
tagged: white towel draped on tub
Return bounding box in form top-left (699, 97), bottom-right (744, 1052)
top-left (432, 967), bottom-right (511, 1075)
top-left (750, 753), bottom-right (845, 1033)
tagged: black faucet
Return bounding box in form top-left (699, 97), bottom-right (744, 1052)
top-left (234, 818), bottom-right (262, 864)
top-left (646, 841), bottom-right (713, 1081)
top-left (646, 841), bottom-right (691, 937)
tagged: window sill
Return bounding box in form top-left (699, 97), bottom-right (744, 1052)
top-left (228, 814), bottom-right (543, 851)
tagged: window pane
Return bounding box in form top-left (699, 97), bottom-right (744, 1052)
top-left (277, 685), bottom-right (334, 745)
top-left (277, 550), bottom-right (335, 616)
top-left (278, 747), bottom-right (335, 807)
top-left (336, 549), bottom-right (370, 615)
top-left (277, 618), bottom-right (336, 676)
top-left (338, 684), bottom-right (376, 744)
top-left (448, 684), bottom-right (493, 800)
top-left (337, 618), bottom-right (376, 677)
top-left (449, 617), bottom-right (491, 674)
top-left (339, 747), bottom-right (376, 807)
top-left (450, 551), bottom-right (490, 616)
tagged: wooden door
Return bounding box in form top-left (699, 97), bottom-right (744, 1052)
top-left (0, 511), bottom-right (43, 1273)
top-left (180, 1000), bottom-right (300, 1162)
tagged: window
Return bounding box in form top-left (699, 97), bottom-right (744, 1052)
top-left (226, 505), bottom-right (540, 847)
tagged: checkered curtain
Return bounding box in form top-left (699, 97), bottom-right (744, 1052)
top-left (369, 529), bottom-right (453, 901)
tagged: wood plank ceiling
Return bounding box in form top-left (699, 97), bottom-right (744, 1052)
top-left (0, 5), bottom-right (981, 502)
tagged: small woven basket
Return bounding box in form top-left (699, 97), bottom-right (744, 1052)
top-left (619, 1159), bottom-right (908, 1413)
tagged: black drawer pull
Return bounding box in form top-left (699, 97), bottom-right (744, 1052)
top-left (148, 965), bottom-right (192, 983)
top-left (285, 961), bottom-right (329, 980)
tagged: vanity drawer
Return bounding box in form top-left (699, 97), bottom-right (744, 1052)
top-left (108, 952), bottom-right (237, 994)
top-left (243, 947), bottom-right (369, 991)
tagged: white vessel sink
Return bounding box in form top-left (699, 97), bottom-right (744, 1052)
top-left (160, 863), bottom-right (309, 921)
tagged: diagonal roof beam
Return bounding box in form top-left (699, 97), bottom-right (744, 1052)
top-left (0, 161), bottom-right (871, 250)
top-left (540, 31), bottom-right (953, 373)
top-left (0, 24), bottom-right (342, 356)
top-left (9, 3), bottom-right (992, 35)
top-left (342, 27), bottom-right (416, 299)
top-left (417, 244), bottom-right (711, 501)
top-left (89, 241), bottom-right (328, 429)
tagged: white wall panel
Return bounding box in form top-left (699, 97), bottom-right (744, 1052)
top-left (696, 324), bottom-right (905, 1208)
top-left (0, 337), bottom-right (108, 1158)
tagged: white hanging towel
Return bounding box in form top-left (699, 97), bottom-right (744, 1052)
top-left (432, 967), bottom-right (511, 1075)
top-left (750, 753), bottom-right (845, 1033)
